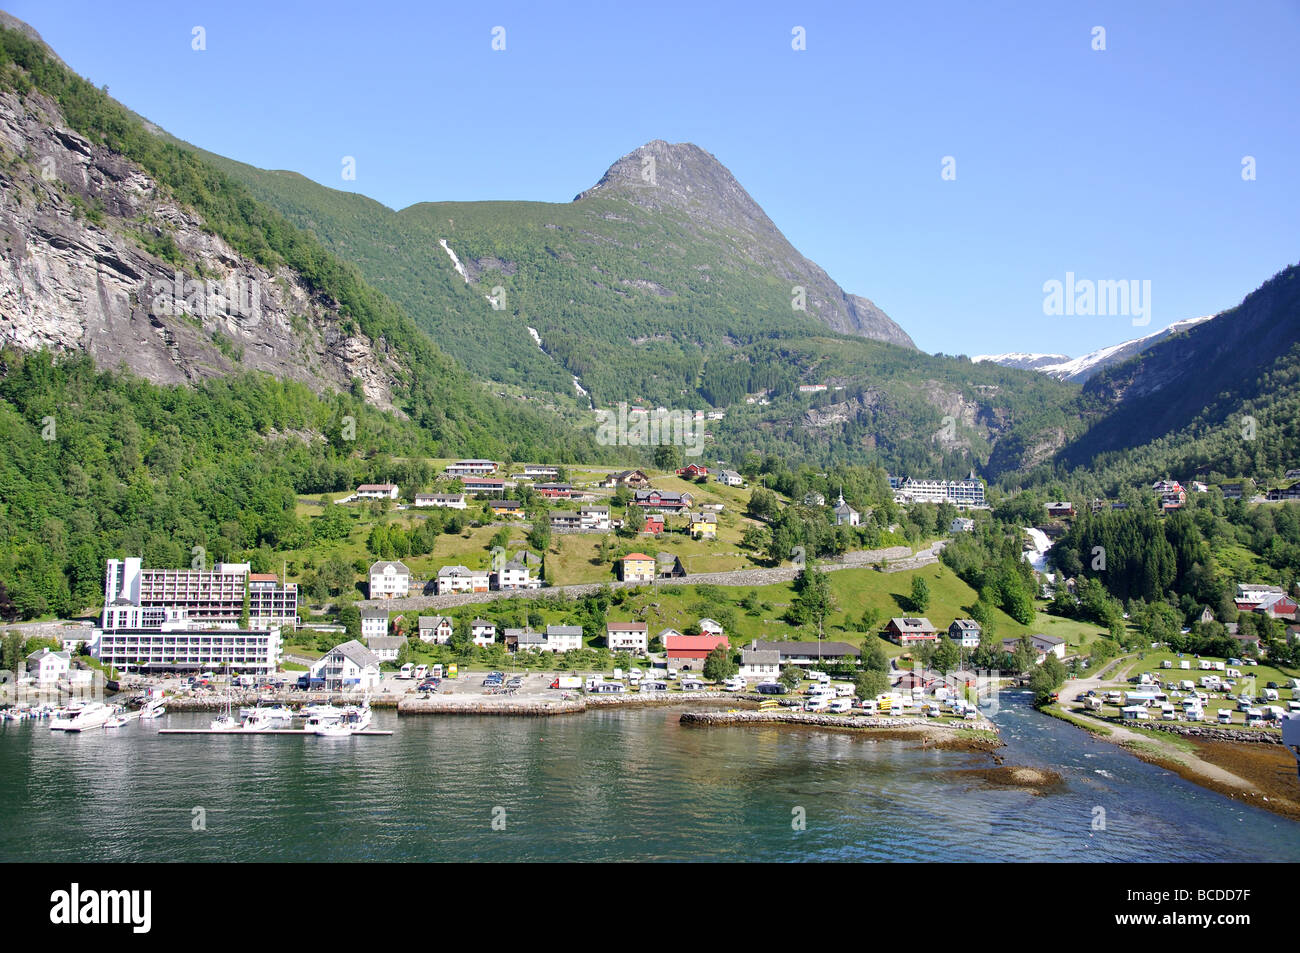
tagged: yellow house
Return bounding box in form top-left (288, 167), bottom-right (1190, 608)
top-left (621, 553), bottom-right (656, 583)
top-left (689, 513), bottom-right (717, 540)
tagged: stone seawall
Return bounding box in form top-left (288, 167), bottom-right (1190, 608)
top-left (1135, 722), bottom-right (1282, 745)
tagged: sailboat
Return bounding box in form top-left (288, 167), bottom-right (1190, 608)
top-left (209, 696), bottom-right (240, 731)
top-left (313, 695), bottom-right (373, 736)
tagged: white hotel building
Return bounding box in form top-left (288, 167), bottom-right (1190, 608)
top-left (95, 558), bottom-right (294, 674)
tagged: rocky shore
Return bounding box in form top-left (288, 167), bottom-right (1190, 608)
top-left (678, 708), bottom-right (1002, 751)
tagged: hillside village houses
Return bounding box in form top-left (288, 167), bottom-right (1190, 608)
top-left (676, 463), bottom-right (709, 479)
top-left (413, 492), bottom-right (467, 509)
top-left (461, 477), bottom-right (507, 496)
top-left (1045, 501), bottom-right (1075, 518)
top-left (522, 464), bottom-right (560, 479)
top-left (418, 615), bottom-right (454, 644)
top-left (752, 640), bottom-right (861, 667)
top-left (369, 560), bottom-right (411, 599)
top-left (365, 635), bottom-right (405, 663)
top-left (1153, 479), bottom-right (1187, 510)
top-left (435, 565), bottom-right (490, 595)
top-left (534, 482), bottom-right (573, 499)
top-left (606, 621), bottom-right (649, 653)
top-left (356, 483), bottom-right (399, 500)
top-left (360, 608), bottom-right (389, 640)
top-left (948, 619), bottom-right (982, 648)
top-left (309, 640), bottom-right (381, 691)
top-left (471, 619), bottom-right (497, 649)
top-left (689, 512), bottom-right (718, 539)
top-left (665, 633), bottom-right (729, 670)
top-left (444, 459), bottom-right (499, 478)
top-left (716, 469), bottom-right (744, 487)
top-left (885, 617), bottom-right (939, 645)
top-left (1002, 633), bottom-right (1067, 663)
top-left (492, 559), bottom-right (539, 591)
top-left (603, 469), bottom-right (650, 489)
top-left (631, 489), bottom-right (693, 513)
top-left (620, 553), bottom-right (657, 583)
top-left (1235, 583), bottom-right (1298, 620)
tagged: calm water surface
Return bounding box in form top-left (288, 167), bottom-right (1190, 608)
top-left (1, 693), bottom-right (1296, 861)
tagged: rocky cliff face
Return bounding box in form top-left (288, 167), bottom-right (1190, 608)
top-left (0, 85), bottom-right (399, 409)
top-left (576, 140), bottom-right (916, 349)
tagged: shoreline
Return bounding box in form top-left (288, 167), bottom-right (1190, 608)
top-left (677, 708), bottom-right (1003, 753)
top-left (1041, 703), bottom-right (1300, 822)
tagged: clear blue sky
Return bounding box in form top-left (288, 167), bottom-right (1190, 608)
top-left (10, 0), bottom-right (1298, 357)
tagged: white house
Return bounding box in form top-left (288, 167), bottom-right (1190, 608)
top-left (366, 635), bottom-right (405, 663)
top-left (545, 625), bottom-right (584, 652)
top-left (523, 465), bottom-right (560, 479)
top-left (471, 619), bottom-right (497, 649)
top-left (413, 493), bottom-right (467, 509)
top-left (606, 621), bottom-right (649, 653)
top-left (27, 647), bottom-right (71, 684)
top-left (698, 618), bottom-right (725, 637)
top-left (579, 506), bottom-right (611, 532)
top-left (716, 469), bottom-right (744, 487)
top-left (950, 517), bottom-right (975, 533)
top-left (445, 459), bottom-right (499, 478)
top-left (418, 615), bottom-right (453, 644)
top-left (739, 642), bottom-right (780, 681)
top-left (309, 640), bottom-right (381, 690)
top-left (436, 565), bottom-right (490, 595)
top-left (492, 560), bottom-right (537, 591)
top-left (947, 619), bottom-right (981, 648)
top-left (356, 483), bottom-right (399, 500)
top-left (360, 609), bottom-right (389, 641)
top-left (369, 561), bottom-right (411, 599)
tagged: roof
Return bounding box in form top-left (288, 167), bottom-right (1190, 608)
top-left (357, 483), bottom-right (397, 491)
top-left (950, 619), bottom-right (981, 632)
top-left (607, 621), bottom-right (648, 632)
top-left (360, 608), bottom-right (389, 620)
top-left (887, 617), bottom-right (937, 631)
top-left (328, 639), bottom-right (381, 669)
top-left (665, 635), bottom-right (730, 653)
top-left (419, 615), bottom-right (451, 627)
top-left (471, 618), bottom-right (495, 628)
top-left (753, 640), bottom-right (861, 659)
top-left (438, 564), bottom-right (486, 577)
top-left (248, 573), bottom-right (279, 582)
top-left (366, 636), bottom-right (405, 651)
top-left (546, 625), bottom-right (584, 637)
top-left (623, 552), bottom-right (655, 561)
top-left (370, 560), bottom-right (410, 574)
top-left (26, 647), bottom-right (70, 662)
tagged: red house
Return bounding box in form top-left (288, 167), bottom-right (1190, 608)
top-left (643, 515), bottom-right (665, 535)
top-left (665, 635), bottom-right (729, 670)
top-left (676, 464), bottom-right (710, 479)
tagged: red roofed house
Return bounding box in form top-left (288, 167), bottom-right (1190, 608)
top-left (676, 464), bottom-right (710, 479)
top-left (665, 634), bottom-right (729, 671)
top-left (620, 553), bottom-right (657, 583)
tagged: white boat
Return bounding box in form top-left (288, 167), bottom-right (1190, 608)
top-left (209, 697), bottom-right (240, 731)
top-left (138, 701), bottom-right (166, 719)
top-left (49, 702), bottom-right (115, 732)
top-left (240, 709), bottom-right (275, 732)
top-left (313, 701), bottom-right (372, 736)
top-left (105, 710), bottom-right (137, 729)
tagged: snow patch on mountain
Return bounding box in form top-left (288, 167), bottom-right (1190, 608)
top-left (974, 316), bottom-right (1213, 383)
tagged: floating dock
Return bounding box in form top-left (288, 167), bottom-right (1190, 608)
top-left (158, 728), bottom-right (392, 736)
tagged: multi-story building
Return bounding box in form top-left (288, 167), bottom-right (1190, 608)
top-left (492, 560), bottom-right (538, 591)
top-left (369, 561), bottom-right (411, 599)
top-left (545, 625), bottom-right (584, 652)
top-left (471, 619), bottom-right (497, 649)
top-left (356, 483), bottom-right (399, 500)
top-left (413, 493), bottom-right (467, 509)
top-left (96, 624), bottom-right (283, 675)
top-left (891, 471), bottom-right (986, 507)
top-left (102, 558), bottom-right (297, 632)
top-left (621, 553), bottom-right (657, 583)
top-left (361, 609), bottom-right (389, 640)
top-left (445, 459), bottom-right (499, 478)
top-left (418, 615), bottom-right (454, 644)
top-left (606, 622), bottom-right (649, 653)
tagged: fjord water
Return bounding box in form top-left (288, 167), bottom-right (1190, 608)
top-left (1, 693), bottom-right (1296, 862)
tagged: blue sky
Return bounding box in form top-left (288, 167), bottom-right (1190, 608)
top-left (10, 0), bottom-right (1299, 357)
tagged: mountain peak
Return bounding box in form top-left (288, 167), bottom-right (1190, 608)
top-left (575, 140), bottom-right (915, 349)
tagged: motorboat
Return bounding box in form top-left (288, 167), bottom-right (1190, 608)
top-left (138, 700), bottom-right (166, 719)
top-left (240, 709), bottom-right (275, 731)
top-left (49, 702), bottom-right (115, 732)
top-left (312, 700), bottom-right (372, 736)
top-left (105, 709), bottom-right (137, 729)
